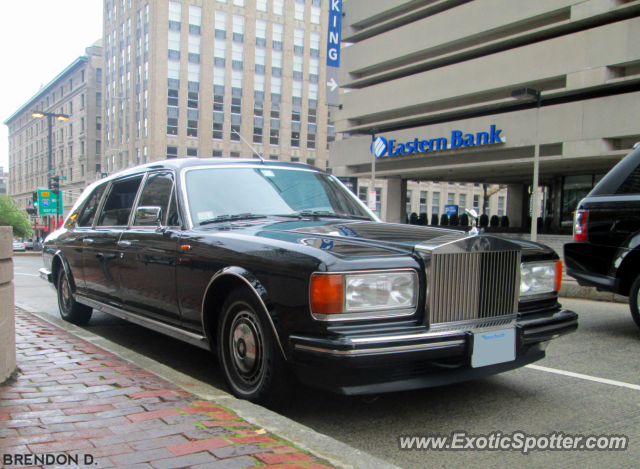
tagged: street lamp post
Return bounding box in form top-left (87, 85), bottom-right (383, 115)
top-left (31, 111), bottom-right (69, 231)
top-left (511, 88), bottom-right (542, 242)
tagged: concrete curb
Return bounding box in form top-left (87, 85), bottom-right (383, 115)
top-left (15, 302), bottom-right (401, 469)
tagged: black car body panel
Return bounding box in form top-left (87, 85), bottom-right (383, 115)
top-left (565, 146), bottom-right (640, 298)
top-left (41, 158), bottom-right (577, 397)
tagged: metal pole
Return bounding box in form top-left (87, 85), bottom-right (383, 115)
top-left (47, 114), bottom-right (53, 232)
top-left (530, 93), bottom-right (542, 242)
top-left (370, 131), bottom-right (376, 213)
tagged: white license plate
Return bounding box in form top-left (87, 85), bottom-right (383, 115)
top-left (471, 328), bottom-right (516, 368)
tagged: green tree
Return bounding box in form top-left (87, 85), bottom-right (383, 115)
top-left (0, 196), bottom-right (32, 239)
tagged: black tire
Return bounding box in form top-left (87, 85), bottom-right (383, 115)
top-left (57, 269), bottom-right (93, 326)
top-left (630, 274), bottom-right (640, 329)
top-left (217, 286), bottom-right (291, 407)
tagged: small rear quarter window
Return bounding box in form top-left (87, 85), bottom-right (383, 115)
top-left (616, 165), bottom-right (640, 195)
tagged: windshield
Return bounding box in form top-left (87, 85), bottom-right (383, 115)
top-left (184, 167), bottom-right (372, 227)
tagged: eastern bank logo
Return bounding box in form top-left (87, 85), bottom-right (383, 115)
top-left (371, 125), bottom-right (505, 158)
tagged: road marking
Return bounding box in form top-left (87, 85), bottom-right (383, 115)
top-left (14, 273), bottom-right (40, 277)
top-left (527, 364), bottom-right (640, 391)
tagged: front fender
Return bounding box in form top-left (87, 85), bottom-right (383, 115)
top-left (50, 250), bottom-right (74, 292)
top-left (201, 266), bottom-right (287, 360)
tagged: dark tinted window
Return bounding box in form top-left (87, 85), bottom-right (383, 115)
top-left (167, 191), bottom-right (181, 227)
top-left (77, 183), bottom-right (107, 227)
top-left (134, 172), bottom-right (174, 226)
top-left (97, 177), bottom-right (143, 226)
top-left (616, 165), bottom-right (640, 194)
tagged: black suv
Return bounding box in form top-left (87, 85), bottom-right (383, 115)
top-left (565, 146), bottom-right (640, 328)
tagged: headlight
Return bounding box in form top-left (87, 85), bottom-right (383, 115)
top-left (520, 261), bottom-right (562, 297)
top-left (310, 270), bottom-right (418, 318)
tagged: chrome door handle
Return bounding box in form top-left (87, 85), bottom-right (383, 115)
top-left (117, 241), bottom-right (132, 247)
top-left (83, 239), bottom-right (94, 244)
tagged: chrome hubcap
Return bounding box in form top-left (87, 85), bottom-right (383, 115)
top-left (229, 311), bottom-right (263, 386)
top-left (61, 275), bottom-right (71, 309)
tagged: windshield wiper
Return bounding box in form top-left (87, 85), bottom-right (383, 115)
top-left (276, 211), bottom-right (371, 220)
top-left (199, 213), bottom-right (266, 225)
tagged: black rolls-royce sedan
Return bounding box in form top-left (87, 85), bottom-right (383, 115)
top-left (40, 158), bottom-right (577, 405)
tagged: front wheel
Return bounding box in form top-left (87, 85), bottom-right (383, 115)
top-left (629, 274), bottom-right (640, 329)
top-left (217, 286), bottom-right (291, 407)
top-left (57, 270), bottom-right (93, 325)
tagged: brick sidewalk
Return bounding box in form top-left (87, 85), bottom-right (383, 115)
top-left (1, 310), bottom-right (337, 469)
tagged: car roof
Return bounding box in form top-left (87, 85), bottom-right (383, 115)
top-left (589, 146), bottom-right (640, 196)
top-left (102, 157), bottom-right (322, 181)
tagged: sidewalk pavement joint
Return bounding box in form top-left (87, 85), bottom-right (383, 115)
top-left (3, 308), bottom-right (400, 469)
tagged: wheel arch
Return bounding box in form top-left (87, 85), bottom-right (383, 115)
top-left (615, 248), bottom-right (640, 297)
top-left (201, 266), bottom-right (287, 360)
top-left (50, 252), bottom-right (75, 292)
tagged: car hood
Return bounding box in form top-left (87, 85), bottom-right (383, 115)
top-left (209, 218), bottom-right (555, 259)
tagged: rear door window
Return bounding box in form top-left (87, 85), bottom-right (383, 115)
top-left (97, 177), bottom-right (144, 226)
top-left (76, 183), bottom-right (107, 227)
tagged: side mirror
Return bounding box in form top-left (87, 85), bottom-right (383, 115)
top-left (136, 206), bottom-right (163, 229)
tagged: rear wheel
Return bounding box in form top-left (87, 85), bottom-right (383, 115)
top-left (57, 270), bottom-right (93, 325)
top-left (629, 274), bottom-right (640, 329)
top-left (217, 286), bottom-right (291, 407)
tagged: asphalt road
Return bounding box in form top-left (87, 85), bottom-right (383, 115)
top-left (13, 255), bottom-right (640, 469)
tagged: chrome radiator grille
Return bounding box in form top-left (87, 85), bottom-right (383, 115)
top-left (428, 251), bottom-right (520, 324)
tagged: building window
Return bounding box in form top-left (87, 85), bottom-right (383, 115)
top-left (257, 0), bottom-right (267, 12)
top-left (168, 59), bottom-right (180, 80)
top-left (253, 127), bottom-right (263, 144)
top-left (291, 131), bottom-right (300, 147)
top-left (231, 124), bottom-right (241, 141)
top-left (273, 0), bottom-right (283, 15)
top-left (96, 92), bottom-right (102, 107)
top-left (187, 120), bottom-right (198, 137)
top-left (419, 191), bottom-right (428, 214)
top-left (272, 23), bottom-right (283, 49)
top-left (213, 122), bottom-right (223, 139)
top-left (307, 132), bottom-right (316, 149)
top-left (167, 117), bottom-right (178, 135)
top-left (406, 190), bottom-right (412, 214)
top-left (432, 192), bottom-right (440, 216)
top-left (448, 193), bottom-right (455, 206)
top-left (212, 149), bottom-right (223, 157)
top-left (188, 63), bottom-right (200, 82)
top-left (473, 195), bottom-right (480, 211)
top-left (189, 5), bottom-right (202, 30)
top-left (272, 50), bottom-right (282, 75)
top-left (187, 147), bottom-right (198, 157)
top-left (215, 11), bottom-right (227, 37)
top-left (214, 94), bottom-right (224, 111)
top-left (498, 196), bottom-right (505, 217)
top-left (231, 151), bottom-right (241, 158)
top-left (311, 6), bottom-right (321, 24)
top-left (96, 117), bottom-right (102, 131)
top-left (459, 194), bottom-right (466, 213)
top-left (270, 129), bottom-right (279, 145)
top-left (188, 91), bottom-right (199, 109)
top-left (231, 97), bottom-right (241, 114)
top-left (168, 88), bottom-right (178, 106)
top-left (167, 146), bottom-right (178, 158)
top-left (256, 19), bottom-right (267, 46)
top-left (295, 2), bottom-right (305, 21)
top-left (310, 31), bottom-right (320, 56)
top-left (233, 15), bottom-right (245, 42)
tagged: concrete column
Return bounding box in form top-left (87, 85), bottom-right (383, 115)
top-left (383, 178), bottom-right (407, 224)
top-left (506, 184), bottom-right (525, 228)
top-left (0, 226), bottom-right (16, 383)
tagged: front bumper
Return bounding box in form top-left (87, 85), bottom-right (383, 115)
top-left (39, 268), bottom-right (55, 291)
top-left (290, 309), bottom-right (578, 395)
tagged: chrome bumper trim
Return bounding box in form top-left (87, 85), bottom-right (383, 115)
top-left (295, 339), bottom-right (465, 356)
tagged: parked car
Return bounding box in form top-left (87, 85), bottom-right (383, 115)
top-left (40, 158), bottom-right (577, 405)
top-left (13, 240), bottom-right (26, 252)
top-left (24, 239), bottom-right (34, 250)
top-left (565, 145), bottom-right (640, 328)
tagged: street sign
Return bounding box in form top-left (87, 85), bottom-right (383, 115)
top-left (368, 190), bottom-right (377, 210)
top-left (325, 0), bottom-right (343, 105)
top-left (37, 189), bottom-right (58, 215)
top-left (445, 205), bottom-right (459, 216)
top-left (59, 176), bottom-right (67, 180)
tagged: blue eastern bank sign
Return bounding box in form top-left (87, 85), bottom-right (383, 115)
top-left (371, 125), bottom-right (505, 157)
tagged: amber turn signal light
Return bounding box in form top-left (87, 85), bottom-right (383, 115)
top-left (555, 260), bottom-right (563, 292)
top-left (310, 274), bottom-right (343, 315)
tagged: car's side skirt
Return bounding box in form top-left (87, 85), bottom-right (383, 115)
top-left (75, 295), bottom-right (210, 350)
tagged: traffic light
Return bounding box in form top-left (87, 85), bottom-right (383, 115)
top-left (26, 191), bottom-right (38, 215)
top-left (50, 176), bottom-right (60, 191)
